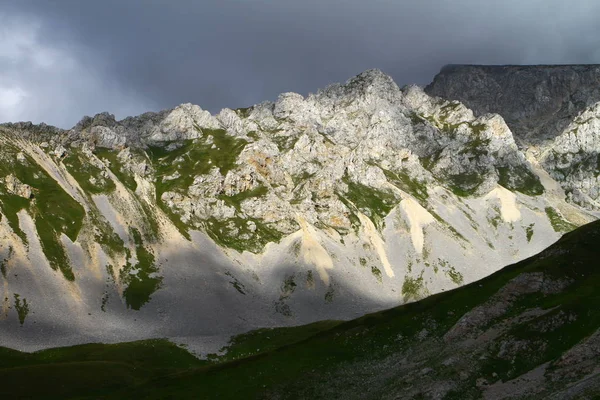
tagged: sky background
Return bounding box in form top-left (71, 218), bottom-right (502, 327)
top-left (2, 0), bottom-right (600, 128)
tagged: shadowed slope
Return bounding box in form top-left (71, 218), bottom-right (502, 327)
top-left (2, 220), bottom-right (600, 399)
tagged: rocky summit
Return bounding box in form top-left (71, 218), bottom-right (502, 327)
top-left (0, 67), bottom-right (598, 356)
top-left (426, 64), bottom-right (600, 146)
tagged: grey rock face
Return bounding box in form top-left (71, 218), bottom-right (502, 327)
top-left (2, 174), bottom-right (33, 198)
top-left (541, 101), bottom-right (600, 209)
top-left (426, 64), bottom-right (600, 146)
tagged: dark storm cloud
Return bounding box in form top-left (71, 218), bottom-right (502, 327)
top-left (2, 0), bottom-right (600, 128)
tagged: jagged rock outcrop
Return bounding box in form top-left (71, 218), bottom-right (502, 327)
top-left (540, 101), bottom-right (600, 209)
top-left (426, 64), bottom-right (600, 213)
top-left (426, 64), bottom-right (600, 146)
top-left (2, 174), bottom-right (33, 199)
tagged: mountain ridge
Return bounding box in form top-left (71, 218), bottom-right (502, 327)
top-left (0, 67), bottom-right (597, 354)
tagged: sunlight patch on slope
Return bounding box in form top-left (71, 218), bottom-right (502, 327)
top-left (357, 212), bottom-right (394, 278)
top-left (400, 198), bottom-right (435, 254)
top-left (485, 186), bottom-right (521, 223)
top-left (297, 216), bottom-right (333, 285)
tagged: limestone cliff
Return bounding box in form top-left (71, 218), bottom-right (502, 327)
top-left (426, 64), bottom-right (600, 146)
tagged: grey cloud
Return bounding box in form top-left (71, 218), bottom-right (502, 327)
top-left (2, 0), bottom-right (600, 128)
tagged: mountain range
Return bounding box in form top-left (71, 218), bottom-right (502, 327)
top-left (1, 65), bottom-right (599, 362)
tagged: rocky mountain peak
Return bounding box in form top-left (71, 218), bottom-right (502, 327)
top-left (343, 68), bottom-right (399, 94)
top-left (74, 111), bottom-right (118, 131)
top-left (426, 64), bottom-right (600, 146)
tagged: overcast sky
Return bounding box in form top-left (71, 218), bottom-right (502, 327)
top-left (2, 0), bottom-right (600, 128)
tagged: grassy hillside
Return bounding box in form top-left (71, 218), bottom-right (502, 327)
top-left (2, 221), bottom-right (600, 399)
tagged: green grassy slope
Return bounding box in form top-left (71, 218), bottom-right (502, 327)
top-left (2, 221), bottom-right (600, 399)
top-left (0, 144), bottom-right (85, 280)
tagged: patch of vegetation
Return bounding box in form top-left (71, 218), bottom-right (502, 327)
top-left (106, 264), bottom-right (116, 281)
top-left (93, 148), bottom-right (138, 192)
top-left (0, 148), bottom-right (85, 280)
top-left (488, 206), bottom-right (502, 229)
top-left (371, 266), bottom-right (383, 283)
top-left (89, 209), bottom-right (126, 259)
top-left (0, 194), bottom-right (30, 244)
top-left (497, 165), bottom-right (544, 196)
top-left (324, 284), bottom-right (335, 302)
top-left (101, 291), bottom-right (109, 312)
top-left (282, 275), bottom-right (297, 296)
top-left (147, 129), bottom-right (247, 191)
top-left (445, 266), bottom-right (464, 285)
top-left (525, 223), bottom-right (535, 242)
top-left (382, 168), bottom-right (429, 203)
top-left (203, 216), bottom-right (284, 254)
top-left (63, 150), bottom-right (116, 194)
top-left (246, 131), bottom-right (260, 141)
top-left (119, 228), bottom-right (163, 310)
top-left (290, 239), bottom-right (302, 257)
top-left (340, 175), bottom-right (398, 230)
top-left (545, 207), bottom-right (577, 233)
top-left (0, 339), bottom-right (205, 399)
top-left (291, 171), bottom-right (315, 187)
top-left (447, 172), bottom-right (485, 197)
top-left (428, 208), bottom-right (469, 243)
top-left (402, 274), bottom-right (425, 302)
top-left (422, 245), bottom-right (431, 261)
top-left (272, 134), bottom-right (300, 152)
top-left (408, 111), bottom-right (426, 125)
top-left (469, 122), bottom-right (487, 135)
top-left (208, 320), bottom-right (341, 363)
top-left (13, 293), bottom-right (29, 326)
top-left (459, 137), bottom-right (491, 158)
top-left (274, 275), bottom-right (297, 317)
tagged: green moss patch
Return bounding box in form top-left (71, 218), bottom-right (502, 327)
top-left (497, 165), bottom-right (544, 196)
top-left (94, 148), bottom-right (139, 192)
top-left (0, 194), bottom-right (30, 244)
top-left (63, 150), bottom-right (116, 194)
top-left (447, 172), bottom-right (485, 197)
top-left (402, 274), bottom-right (425, 302)
top-left (13, 294), bottom-right (29, 326)
top-left (525, 223), bottom-right (535, 242)
top-left (382, 168), bottom-right (428, 203)
top-left (371, 266), bottom-right (383, 283)
top-left (0, 147), bottom-right (85, 280)
top-left (203, 217), bottom-right (283, 254)
top-left (119, 228), bottom-right (163, 310)
top-left (341, 175), bottom-right (398, 230)
top-left (545, 207), bottom-right (578, 233)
